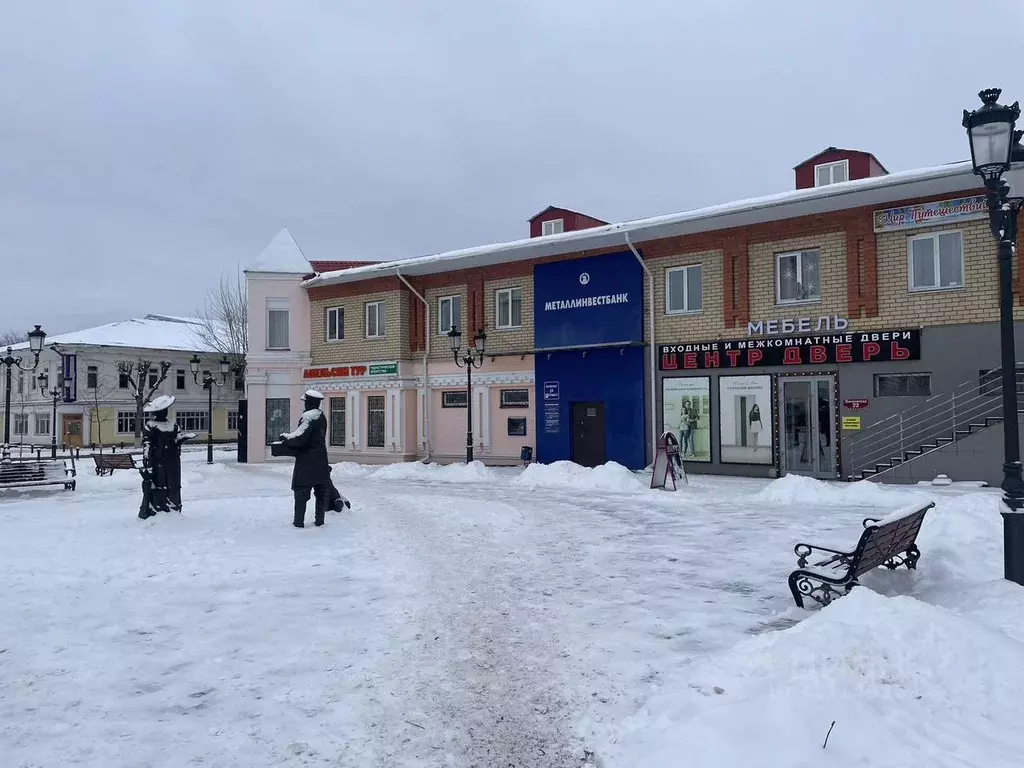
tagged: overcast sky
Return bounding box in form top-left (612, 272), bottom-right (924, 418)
top-left (1, 0), bottom-right (1021, 335)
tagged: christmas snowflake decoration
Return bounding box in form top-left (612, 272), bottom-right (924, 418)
top-left (782, 267), bottom-right (796, 282)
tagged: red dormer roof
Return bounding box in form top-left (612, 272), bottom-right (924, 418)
top-left (794, 146), bottom-right (889, 174)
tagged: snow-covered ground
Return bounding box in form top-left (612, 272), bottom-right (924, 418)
top-left (1, 453), bottom-right (1022, 767)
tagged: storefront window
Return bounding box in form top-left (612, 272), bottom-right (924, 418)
top-left (718, 375), bottom-right (773, 464)
top-left (329, 397), bottom-right (346, 447)
top-left (661, 377), bottom-right (711, 462)
top-left (265, 398), bottom-right (290, 445)
top-left (367, 395), bottom-right (385, 448)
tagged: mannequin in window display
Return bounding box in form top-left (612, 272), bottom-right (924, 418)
top-left (138, 395), bottom-right (196, 519)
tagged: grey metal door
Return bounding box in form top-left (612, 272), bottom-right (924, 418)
top-left (779, 376), bottom-right (837, 478)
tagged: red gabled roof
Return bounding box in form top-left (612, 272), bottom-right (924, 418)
top-left (794, 146), bottom-right (889, 174)
top-left (527, 205), bottom-right (608, 224)
top-left (309, 260), bottom-right (379, 273)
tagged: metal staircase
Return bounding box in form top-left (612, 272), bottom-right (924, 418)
top-left (846, 369), bottom-right (1017, 481)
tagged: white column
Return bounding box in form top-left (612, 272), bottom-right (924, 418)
top-left (81, 407), bottom-right (91, 447)
top-left (347, 391), bottom-right (360, 449)
top-left (389, 388), bottom-right (404, 453)
top-left (417, 388), bottom-right (427, 452)
top-left (385, 389), bottom-right (395, 451)
top-left (474, 384), bottom-right (490, 450)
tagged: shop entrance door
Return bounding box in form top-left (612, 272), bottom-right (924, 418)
top-left (62, 414), bottom-right (84, 448)
top-left (779, 376), bottom-right (837, 479)
top-left (571, 402), bottom-right (606, 468)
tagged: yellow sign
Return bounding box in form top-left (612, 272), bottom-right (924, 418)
top-left (842, 416), bottom-right (861, 431)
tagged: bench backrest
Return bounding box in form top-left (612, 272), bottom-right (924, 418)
top-left (0, 461), bottom-right (68, 484)
top-left (94, 454), bottom-right (135, 468)
top-left (854, 503), bottom-right (932, 576)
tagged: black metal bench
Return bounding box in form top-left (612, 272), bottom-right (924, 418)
top-left (0, 459), bottom-right (77, 491)
top-left (93, 453), bottom-right (137, 475)
top-left (788, 501), bottom-right (934, 608)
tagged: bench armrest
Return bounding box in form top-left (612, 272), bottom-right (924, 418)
top-left (794, 541), bottom-right (855, 569)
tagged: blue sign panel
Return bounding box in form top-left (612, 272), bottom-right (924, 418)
top-left (533, 251), bottom-right (643, 350)
top-left (543, 381), bottom-right (560, 401)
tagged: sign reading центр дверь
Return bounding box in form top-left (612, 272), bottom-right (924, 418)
top-left (303, 361), bottom-right (398, 379)
top-left (659, 330), bottom-right (921, 370)
top-left (873, 195), bottom-right (986, 233)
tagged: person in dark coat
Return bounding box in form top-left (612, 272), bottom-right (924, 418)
top-left (279, 389), bottom-right (332, 528)
top-left (138, 395), bottom-right (195, 519)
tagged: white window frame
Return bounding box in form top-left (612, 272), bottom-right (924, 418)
top-left (34, 412), bottom-right (50, 435)
top-left (13, 413), bottom-right (28, 435)
top-left (116, 411), bottom-right (136, 434)
top-left (86, 365), bottom-right (98, 389)
top-left (175, 369), bottom-right (186, 390)
top-left (175, 411), bottom-right (208, 432)
top-left (365, 301), bottom-right (386, 339)
top-left (665, 264), bottom-right (703, 315)
top-left (495, 287), bottom-right (523, 330)
top-left (907, 230), bottom-right (965, 293)
top-left (541, 218), bottom-right (564, 236)
top-left (775, 249), bottom-right (821, 306)
top-left (438, 295), bottom-right (461, 335)
top-left (266, 299), bottom-right (290, 350)
top-left (227, 410), bottom-right (239, 431)
top-left (814, 159), bottom-right (849, 187)
top-left (326, 306), bottom-right (344, 342)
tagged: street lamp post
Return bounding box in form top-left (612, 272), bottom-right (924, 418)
top-left (1, 325), bottom-right (47, 462)
top-left (190, 354), bottom-right (232, 465)
top-left (39, 370), bottom-right (64, 460)
top-left (963, 87), bottom-right (1024, 585)
top-left (447, 326), bottom-right (487, 464)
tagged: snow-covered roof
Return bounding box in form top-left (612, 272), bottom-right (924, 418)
top-left (245, 227), bottom-right (312, 274)
top-left (8, 314), bottom-right (218, 353)
top-left (305, 160), bottom-right (979, 288)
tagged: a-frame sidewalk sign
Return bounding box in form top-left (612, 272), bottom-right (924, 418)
top-left (651, 431), bottom-right (688, 490)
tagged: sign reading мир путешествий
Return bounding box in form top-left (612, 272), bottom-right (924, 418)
top-left (873, 195), bottom-right (986, 232)
top-left (659, 330), bottom-right (921, 370)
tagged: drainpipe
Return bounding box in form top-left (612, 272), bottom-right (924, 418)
top-left (396, 270), bottom-right (431, 462)
top-left (625, 232), bottom-right (657, 467)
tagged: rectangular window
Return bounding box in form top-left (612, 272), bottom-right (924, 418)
top-left (329, 397), bottom-right (346, 447)
top-left (507, 417), bottom-right (527, 436)
top-left (175, 411), bottom-right (209, 432)
top-left (13, 414), bottom-right (28, 435)
top-left (496, 287), bottom-right (523, 329)
top-left (909, 231), bottom-right (964, 291)
top-left (118, 371), bottom-right (130, 389)
top-left (499, 388), bottom-right (529, 408)
top-left (438, 295), bottom-right (462, 335)
top-left (365, 301), bottom-right (386, 339)
top-left (776, 250), bottom-right (821, 304)
top-left (17, 374), bottom-right (23, 395)
top-left (267, 307), bottom-right (290, 350)
top-left (116, 411), bottom-right (137, 434)
top-left (148, 367), bottom-right (158, 390)
top-left (666, 264), bottom-right (703, 314)
top-left (874, 373), bottom-right (932, 397)
top-left (34, 413), bottom-right (50, 435)
top-left (442, 390), bottom-right (468, 408)
top-left (265, 398), bottom-right (290, 445)
top-left (87, 365), bottom-right (98, 389)
top-left (366, 395), bottom-right (385, 447)
top-left (814, 160), bottom-right (849, 187)
top-left (227, 410), bottom-right (239, 431)
top-left (326, 307), bottom-right (344, 342)
top-left (979, 367), bottom-right (1024, 396)
top-left (541, 218), bottom-right (564, 236)
top-left (176, 369), bottom-right (186, 390)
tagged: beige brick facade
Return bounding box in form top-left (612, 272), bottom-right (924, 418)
top-left (860, 218), bottom-right (1010, 330)
top-left (423, 283), bottom-right (469, 361)
top-left (746, 231), bottom-right (848, 330)
top-left (653, 249), bottom-right (724, 342)
top-left (309, 289), bottom-right (408, 365)
top-left (484, 275), bottom-right (534, 354)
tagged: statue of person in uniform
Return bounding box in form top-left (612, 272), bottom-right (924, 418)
top-left (276, 389), bottom-right (332, 528)
top-left (138, 395), bottom-right (196, 520)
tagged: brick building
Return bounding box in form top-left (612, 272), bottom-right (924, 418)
top-left (244, 157), bottom-right (1024, 484)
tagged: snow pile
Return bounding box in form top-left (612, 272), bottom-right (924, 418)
top-left (329, 461), bottom-right (372, 478)
top-left (751, 473), bottom-right (926, 507)
top-left (513, 460), bottom-right (647, 493)
top-left (604, 587), bottom-right (1024, 767)
top-left (370, 460), bottom-right (498, 484)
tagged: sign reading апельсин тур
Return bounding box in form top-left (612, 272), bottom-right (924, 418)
top-left (659, 330), bottom-right (921, 370)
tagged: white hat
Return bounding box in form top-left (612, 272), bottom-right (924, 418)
top-left (304, 389), bottom-right (324, 400)
top-left (143, 394), bottom-right (176, 413)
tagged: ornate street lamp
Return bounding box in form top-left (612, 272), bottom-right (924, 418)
top-left (190, 353), bottom-right (232, 465)
top-left (448, 326), bottom-right (487, 463)
top-left (1, 324), bottom-right (46, 462)
top-left (39, 369), bottom-right (64, 460)
top-left (964, 88), bottom-right (1024, 585)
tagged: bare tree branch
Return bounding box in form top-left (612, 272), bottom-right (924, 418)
top-left (116, 359), bottom-right (172, 445)
top-left (0, 329), bottom-right (25, 347)
top-left (191, 272), bottom-right (248, 371)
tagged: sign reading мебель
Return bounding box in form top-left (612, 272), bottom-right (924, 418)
top-left (873, 195), bottom-right (986, 233)
top-left (659, 330), bottom-right (922, 370)
top-left (748, 315), bottom-right (848, 336)
top-left (303, 361), bottom-right (398, 379)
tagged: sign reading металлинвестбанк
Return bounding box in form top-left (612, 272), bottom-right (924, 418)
top-left (659, 330), bottom-right (921, 370)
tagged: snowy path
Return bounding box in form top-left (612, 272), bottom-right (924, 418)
top-left (4, 454), bottom-right (1018, 767)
